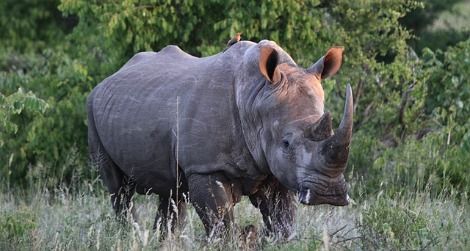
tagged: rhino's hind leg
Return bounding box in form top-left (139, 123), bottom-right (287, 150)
top-left (91, 143), bottom-right (135, 218)
top-left (99, 156), bottom-right (136, 218)
top-left (153, 195), bottom-right (187, 237)
top-left (188, 173), bottom-right (235, 238)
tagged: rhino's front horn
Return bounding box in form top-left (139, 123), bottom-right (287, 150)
top-left (319, 84), bottom-right (353, 170)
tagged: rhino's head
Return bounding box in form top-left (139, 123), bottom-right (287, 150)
top-left (247, 43), bottom-right (352, 206)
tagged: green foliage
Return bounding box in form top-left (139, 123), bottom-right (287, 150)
top-left (422, 39), bottom-right (470, 147)
top-left (0, 88), bottom-right (48, 186)
top-left (0, 207), bottom-right (37, 249)
top-left (349, 39), bottom-right (470, 196)
top-left (400, 0), bottom-right (464, 33)
top-left (360, 196), bottom-right (434, 250)
top-left (0, 88), bottom-right (48, 135)
top-left (0, 0), bottom-right (70, 52)
top-left (401, 0), bottom-right (470, 52)
top-left (346, 39), bottom-right (470, 197)
top-left (0, 48), bottom-right (94, 187)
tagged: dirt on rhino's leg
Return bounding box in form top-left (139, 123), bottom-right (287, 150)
top-left (187, 172), bottom-right (237, 238)
top-left (249, 177), bottom-right (296, 239)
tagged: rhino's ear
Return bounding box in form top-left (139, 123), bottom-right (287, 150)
top-left (259, 46), bottom-right (281, 83)
top-left (307, 47), bottom-right (344, 79)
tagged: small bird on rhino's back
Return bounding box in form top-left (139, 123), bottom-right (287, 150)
top-left (224, 32), bottom-right (242, 52)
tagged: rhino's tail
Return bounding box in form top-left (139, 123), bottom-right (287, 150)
top-left (87, 95), bottom-right (99, 168)
top-left (87, 89), bottom-right (110, 170)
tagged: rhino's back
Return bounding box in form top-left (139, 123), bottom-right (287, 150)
top-left (89, 46), bottom-right (246, 193)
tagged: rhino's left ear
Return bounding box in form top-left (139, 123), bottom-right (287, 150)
top-left (307, 47), bottom-right (344, 79)
top-left (259, 46), bottom-right (282, 83)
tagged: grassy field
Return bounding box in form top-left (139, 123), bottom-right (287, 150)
top-left (1, 178), bottom-right (468, 250)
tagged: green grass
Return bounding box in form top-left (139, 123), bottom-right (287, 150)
top-left (0, 180), bottom-right (468, 250)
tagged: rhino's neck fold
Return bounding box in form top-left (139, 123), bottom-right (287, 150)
top-left (235, 77), bottom-right (272, 175)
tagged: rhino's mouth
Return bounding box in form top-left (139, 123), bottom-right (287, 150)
top-left (298, 181), bottom-right (349, 206)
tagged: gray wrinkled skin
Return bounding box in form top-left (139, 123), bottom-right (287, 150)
top-left (87, 40), bottom-right (353, 238)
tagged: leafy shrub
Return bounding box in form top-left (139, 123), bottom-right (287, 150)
top-left (422, 39), bottom-right (470, 147)
top-left (0, 48), bottom-right (97, 187)
top-left (0, 88), bottom-right (48, 187)
top-left (346, 39), bottom-right (470, 198)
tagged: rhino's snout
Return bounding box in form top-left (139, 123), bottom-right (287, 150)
top-left (298, 184), bottom-right (349, 206)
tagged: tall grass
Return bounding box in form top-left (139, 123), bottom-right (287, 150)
top-left (0, 178), bottom-right (468, 250)
top-left (1, 131), bottom-right (468, 250)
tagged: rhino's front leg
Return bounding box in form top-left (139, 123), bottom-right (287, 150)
top-left (249, 178), bottom-right (296, 239)
top-left (188, 172), bottom-right (236, 237)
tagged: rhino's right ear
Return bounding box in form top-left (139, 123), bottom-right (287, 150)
top-left (307, 47), bottom-right (344, 79)
top-left (259, 47), bottom-right (281, 83)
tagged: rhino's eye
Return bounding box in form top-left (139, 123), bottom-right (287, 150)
top-left (282, 139), bottom-right (290, 149)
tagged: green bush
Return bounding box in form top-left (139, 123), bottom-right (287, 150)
top-left (422, 39), bottom-right (470, 147)
top-left (346, 39), bottom-right (470, 198)
top-left (0, 49), bottom-right (95, 187)
top-left (0, 88), bottom-right (48, 187)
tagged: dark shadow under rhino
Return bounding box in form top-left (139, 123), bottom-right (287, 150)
top-left (87, 40), bottom-right (353, 238)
